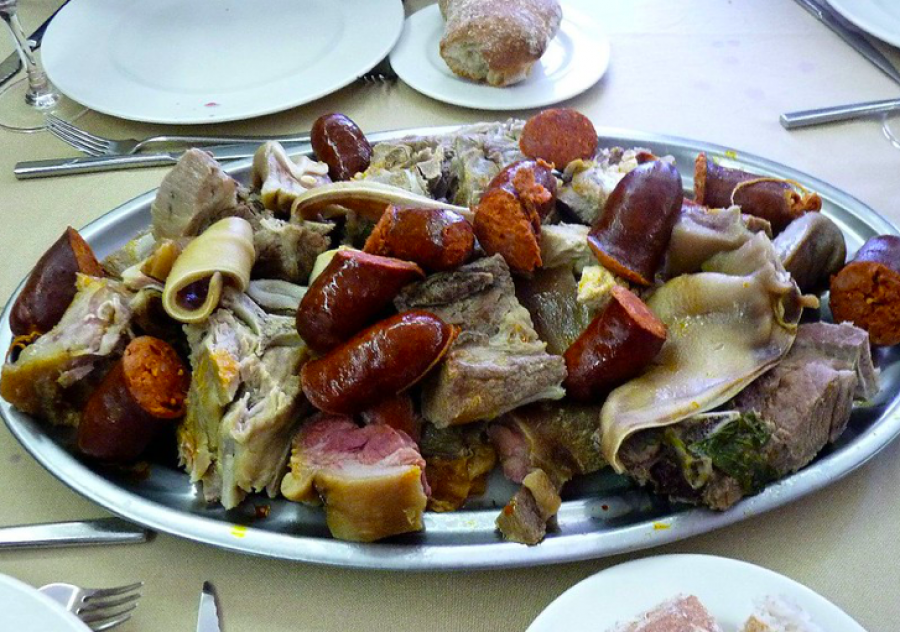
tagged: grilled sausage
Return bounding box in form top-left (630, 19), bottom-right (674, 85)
top-left (296, 250), bottom-right (424, 353)
top-left (830, 235), bottom-right (900, 345)
top-left (693, 152), bottom-right (821, 234)
top-left (77, 337), bottom-right (190, 462)
top-left (364, 206), bottom-right (475, 272)
top-left (10, 227), bottom-right (104, 336)
top-left (588, 160), bottom-right (683, 286)
top-left (301, 311), bottom-right (459, 415)
top-left (519, 108), bottom-right (598, 168)
top-left (310, 113), bottom-right (373, 181)
top-left (563, 286), bottom-right (667, 401)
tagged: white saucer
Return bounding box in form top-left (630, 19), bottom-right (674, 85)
top-left (389, 3), bottom-right (610, 111)
top-left (526, 555), bottom-right (867, 632)
top-left (41, 0), bottom-right (404, 124)
top-left (827, 0), bottom-right (900, 49)
top-left (0, 574), bottom-right (89, 632)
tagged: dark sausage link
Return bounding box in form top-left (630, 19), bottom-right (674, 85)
top-left (10, 227), bottom-right (104, 336)
top-left (693, 152), bottom-right (821, 234)
top-left (301, 311), bottom-right (459, 415)
top-left (563, 286), bottom-right (667, 401)
top-left (364, 206), bottom-right (475, 272)
top-left (296, 250), bottom-right (424, 354)
top-left (588, 160), bottom-right (683, 286)
top-left (310, 113), bottom-right (373, 181)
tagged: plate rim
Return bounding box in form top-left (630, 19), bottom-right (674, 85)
top-left (0, 574), bottom-right (90, 632)
top-left (2, 124), bottom-right (900, 571)
top-left (524, 554), bottom-right (868, 631)
top-left (41, 0), bottom-right (405, 125)
top-left (389, 3), bottom-right (611, 111)
top-left (825, 0), bottom-right (900, 49)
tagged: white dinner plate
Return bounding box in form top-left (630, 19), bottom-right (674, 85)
top-left (827, 0), bottom-right (900, 49)
top-left (0, 574), bottom-right (88, 632)
top-left (389, 3), bottom-right (610, 111)
top-left (41, 0), bottom-right (405, 124)
top-left (527, 554), bottom-right (867, 632)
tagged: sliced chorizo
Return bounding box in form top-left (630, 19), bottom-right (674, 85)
top-left (364, 206), bottom-right (475, 272)
top-left (296, 250), bottom-right (424, 353)
top-left (563, 285), bottom-right (667, 401)
top-left (519, 108), bottom-right (598, 168)
top-left (301, 311), bottom-right (459, 415)
top-left (588, 160), bottom-right (683, 286)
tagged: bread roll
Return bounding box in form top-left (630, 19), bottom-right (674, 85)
top-left (439, 0), bottom-right (562, 87)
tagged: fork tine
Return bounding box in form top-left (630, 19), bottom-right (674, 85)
top-left (46, 121), bottom-right (109, 154)
top-left (79, 592), bottom-right (141, 612)
top-left (46, 125), bottom-right (105, 156)
top-left (83, 582), bottom-right (144, 599)
top-left (79, 604), bottom-right (138, 624)
top-left (89, 613), bottom-right (133, 632)
top-left (45, 115), bottom-right (113, 149)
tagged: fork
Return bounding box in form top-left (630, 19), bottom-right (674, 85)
top-left (39, 581), bottom-right (143, 631)
top-left (45, 114), bottom-right (312, 157)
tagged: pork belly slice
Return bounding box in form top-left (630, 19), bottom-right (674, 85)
top-left (1, 275), bottom-right (132, 427)
top-left (281, 415), bottom-right (428, 542)
top-left (612, 595), bottom-right (723, 632)
top-left (421, 340), bottom-right (566, 428)
top-left (178, 289), bottom-right (307, 508)
top-left (489, 402), bottom-right (606, 544)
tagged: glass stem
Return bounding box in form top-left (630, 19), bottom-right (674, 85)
top-left (0, 4), bottom-right (59, 109)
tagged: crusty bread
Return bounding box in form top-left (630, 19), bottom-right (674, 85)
top-left (439, 0), bottom-right (562, 87)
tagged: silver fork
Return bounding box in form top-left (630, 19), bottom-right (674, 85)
top-left (45, 114), bottom-right (311, 157)
top-left (39, 581), bottom-right (143, 631)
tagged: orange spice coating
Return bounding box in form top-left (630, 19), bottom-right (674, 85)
top-left (364, 206), bottom-right (475, 272)
top-left (474, 186), bottom-right (543, 274)
top-left (122, 336), bottom-right (190, 418)
top-left (519, 108), bottom-right (598, 168)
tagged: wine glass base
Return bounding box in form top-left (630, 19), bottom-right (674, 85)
top-left (0, 75), bottom-right (86, 133)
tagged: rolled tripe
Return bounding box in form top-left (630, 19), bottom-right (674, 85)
top-left (439, 0), bottom-right (562, 87)
top-left (162, 217), bottom-right (255, 323)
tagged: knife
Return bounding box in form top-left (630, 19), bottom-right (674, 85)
top-left (197, 581), bottom-right (222, 632)
top-left (14, 142), bottom-right (311, 179)
top-left (0, 517), bottom-right (151, 550)
top-left (0, 0), bottom-right (70, 87)
top-left (792, 0), bottom-right (900, 86)
top-left (780, 96), bottom-right (900, 129)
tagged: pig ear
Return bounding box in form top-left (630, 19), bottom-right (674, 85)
top-left (599, 234), bottom-right (804, 472)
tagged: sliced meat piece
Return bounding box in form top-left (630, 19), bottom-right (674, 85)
top-left (539, 222), bottom-right (594, 273)
top-left (280, 415), bottom-right (428, 542)
top-left (489, 401), bottom-right (606, 485)
top-left (151, 149), bottom-right (249, 240)
top-left (252, 217), bottom-right (332, 284)
top-left (515, 266), bottom-right (593, 356)
top-left (1, 276), bottom-right (133, 427)
top-left (495, 469), bottom-right (561, 545)
top-left (251, 142), bottom-right (330, 213)
top-left (421, 340), bottom-right (566, 428)
top-left (420, 423), bottom-right (496, 512)
top-left (788, 322), bottom-right (878, 402)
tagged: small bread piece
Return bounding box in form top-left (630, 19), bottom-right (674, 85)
top-left (439, 0), bottom-right (562, 87)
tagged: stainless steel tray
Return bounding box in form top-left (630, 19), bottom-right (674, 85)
top-left (3, 126), bottom-right (900, 570)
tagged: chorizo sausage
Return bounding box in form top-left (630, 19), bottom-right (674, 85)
top-left (296, 250), bottom-right (424, 353)
top-left (563, 285), bottom-right (667, 401)
top-left (693, 152), bottom-right (821, 234)
top-left (487, 159), bottom-right (558, 222)
top-left (830, 235), bottom-right (900, 345)
top-left (519, 108), bottom-right (598, 168)
top-left (588, 160), bottom-right (683, 286)
top-left (360, 393), bottom-right (422, 443)
top-left (364, 206), bottom-right (475, 272)
top-left (77, 336), bottom-right (190, 462)
top-left (310, 112), bottom-right (373, 181)
top-left (301, 311), bottom-right (459, 415)
top-left (10, 227), bottom-right (104, 336)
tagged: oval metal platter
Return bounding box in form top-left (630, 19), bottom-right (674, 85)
top-left (3, 126), bottom-right (900, 570)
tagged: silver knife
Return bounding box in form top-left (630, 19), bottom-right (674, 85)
top-left (792, 0), bottom-right (900, 86)
top-left (0, 0), bottom-right (70, 87)
top-left (781, 96), bottom-right (900, 129)
top-left (0, 517), bottom-right (151, 550)
top-left (197, 581), bottom-right (222, 632)
top-left (14, 142), bottom-right (311, 179)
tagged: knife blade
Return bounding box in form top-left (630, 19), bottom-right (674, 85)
top-left (0, 517), bottom-right (151, 550)
top-left (14, 142), bottom-right (311, 179)
top-left (197, 581), bottom-right (222, 632)
top-left (793, 0), bottom-right (900, 86)
top-left (0, 0), bottom-right (70, 87)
